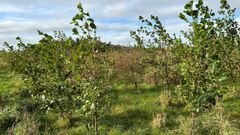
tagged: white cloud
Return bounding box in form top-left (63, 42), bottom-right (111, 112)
top-left (97, 22), bottom-right (136, 32)
top-left (1, 0), bottom-right (240, 50)
top-left (0, 4), bottom-right (27, 13)
top-left (165, 23), bottom-right (188, 35)
top-left (0, 20), bottom-right (72, 34)
top-left (0, 19), bottom-right (73, 49)
top-left (100, 32), bottom-right (133, 45)
top-left (103, 3), bottom-right (130, 18)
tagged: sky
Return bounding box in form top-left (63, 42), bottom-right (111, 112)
top-left (1, 0), bottom-right (240, 50)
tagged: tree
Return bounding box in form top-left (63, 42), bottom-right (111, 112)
top-left (131, 15), bottom-right (181, 89)
top-left (5, 3), bottom-right (113, 135)
top-left (177, 0), bottom-right (240, 134)
top-left (110, 48), bottom-right (145, 91)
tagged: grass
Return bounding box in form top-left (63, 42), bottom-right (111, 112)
top-left (0, 52), bottom-right (240, 134)
top-left (0, 52), bottom-right (23, 94)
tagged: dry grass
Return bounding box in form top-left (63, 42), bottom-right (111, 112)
top-left (158, 91), bottom-right (171, 108)
top-left (152, 113), bottom-right (167, 129)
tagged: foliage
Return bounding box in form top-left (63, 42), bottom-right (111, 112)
top-left (110, 48), bottom-right (145, 90)
top-left (130, 15), bottom-right (172, 48)
top-left (4, 3), bottom-right (112, 135)
top-left (7, 113), bottom-right (40, 135)
top-left (152, 113), bottom-right (167, 129)
top-left (158, 91), bottom-right (171, 108)
top-left (177, 0), bottom-right (240, 112)
top-left (131, 15), bottom-right (182, 89)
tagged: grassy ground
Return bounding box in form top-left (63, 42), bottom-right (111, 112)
top-left (0, 52), bottom-right (240, 134)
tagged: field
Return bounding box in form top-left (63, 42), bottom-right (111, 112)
top-left (1, 51), bottom-right (240, 134)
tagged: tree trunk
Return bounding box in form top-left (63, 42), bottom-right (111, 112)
top-left (190, 111), bottom-right (196, 135)
top-left (94, 116), bottom-right (98, 135)
top-left (165, 63), bottom-right (169, 91)
top-left (94, 105), bottom-right (99, 135)
top-left (134, 81), bottom-right (138, 90)
top-left (134, 80), bottom-right (141, 94)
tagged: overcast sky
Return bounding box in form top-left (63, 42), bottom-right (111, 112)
top-left (1, 0), bottom-right (240, 49)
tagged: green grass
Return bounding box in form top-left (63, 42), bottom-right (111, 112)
top-left (0, 52), bottom-right (23, 94)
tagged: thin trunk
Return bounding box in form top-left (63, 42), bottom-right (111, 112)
top-left (134, 80), bottom-right (138, 90)
top-left (94, 116), bottom-right (98, 135)
top-left (134, 80), bottom-right (141, 94)
top-left (165, 63), bottom-right (169, 91)
top-left (154, 79), bottom-right (159, 87)
top-left (190, 111), bottom-right (196, 135)
top-left (94, 104), bottom-right (99, 135)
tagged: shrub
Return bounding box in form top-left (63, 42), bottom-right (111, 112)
top-left (0, 107), bottom-right (18, 134)
top-left (152, 113), bottom-right (167, 129)
top-left (175, 115), bottom-right (193, 135)
top-left (175, 103), bottom-right (240, 135)
top-left (144, 66), bottom-right (160, 86)
top-left (7, 113), bottom-right (39, 135)
top-left (158, 91), bottom-right (172, 108)
top-left (111, 49), bottom-right (145, 90)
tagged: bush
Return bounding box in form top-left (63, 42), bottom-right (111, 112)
top-left (158, 91), bottom-right (172, 108)
top-left (7, 113), bottom-right (39, 135)
top-left (175, 103), bottom-right (240, 135)
top-left (152, 113), bottom-right (167, 129)
top-left (144, 66), bottom-right (160, 86)
top-left (0, 107), bottom-right (18, 134)
top-left (53, 116), bottom-right (71, 129)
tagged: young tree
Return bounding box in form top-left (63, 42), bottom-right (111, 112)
top-left (178, 0), bottom-right (239, 111)
top-left (177, 0), bottom-right (240, 134)
top-left (110, 48), bottom-right (145, 91)
top-left (5, 3), bottom-right (113, 135)
top-left (130, 15), bottom-right (181, 89)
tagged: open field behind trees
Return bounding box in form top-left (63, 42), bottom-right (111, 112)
top-left (1, 0), bottom-right (240, 135)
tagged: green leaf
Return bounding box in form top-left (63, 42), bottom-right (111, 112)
top-left (192, 10), bottom-right (198, 18)
top-left (204, 13), bottom-right (210, 18)
top-left (218, 76), bottom-right (228, 82)
top-left (72, 28), bottom-right (79, 35)
top-left (150, 15), bottom-right (155, 20)
top-left (185, 10), bottom-right (192, 16)
top-left (76, 13), bottom-right (84, 20)
top-left (77, 3), bottom-right (83, 11)
top-left (16, 36), bottom-right (21, 40)
top-left (90, 23), bottom-right (96, 29)
top-left (87, 18), bottom-right (94, 22)
top-left (85, 12), bottom-right (90, 16)
top-left (179, 13), bottom-right (187, 21)
top-left (184, 0), bottom-right (194, 9)
top-left (37, 30), bottom-right (44, 35)
top-left (198, 0), bottom-right (203, 7)
top-left (90, 103), bottom-right (95, 110)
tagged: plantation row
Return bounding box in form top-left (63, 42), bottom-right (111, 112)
top-left (1, 0), bottom-right (240, 134)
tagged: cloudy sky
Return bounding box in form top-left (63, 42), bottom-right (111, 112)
top-left (1, 0), bottom-right (240, 49)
